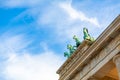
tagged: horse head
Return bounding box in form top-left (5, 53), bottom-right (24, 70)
top-left (83, 27), bottom-right (88, 34)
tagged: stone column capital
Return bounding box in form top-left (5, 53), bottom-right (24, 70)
top-left (113, 54), bottom-right (120, 63)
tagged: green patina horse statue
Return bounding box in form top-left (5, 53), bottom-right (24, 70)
top-left (64, 44), bottom-right (76, 58)
top-left (67, 44), bottom-right (76, 54)
top-left (83, 27), bottom-right (95, 42)
top-left (64, 52), bottom-right (70, 58)
top-left (64, 28), bottom-right (95, 58)
top-left (73, 35), bottom-right (81, 48)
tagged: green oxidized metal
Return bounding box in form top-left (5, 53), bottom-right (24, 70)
top-left (64, 28), bottom-right (95, 58)
top-left (64, 52), bottom-right (70, 58)
top-left (83, 27), bottom-right (95, 42)
top-left (67, 44), bottom-right (76, 54)
top-left (64, 44), bottom-right (76, 58)
top-left (73, 35), bottom-right (81, 48)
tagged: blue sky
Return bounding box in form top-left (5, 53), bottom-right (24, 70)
top-left (0, 0), bottom-right (120, 80)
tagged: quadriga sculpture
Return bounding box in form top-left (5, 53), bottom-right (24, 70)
top-left (64, 44), bottom-right (76, 58)
top-left (83, 27), bottom-right (95, 42)
top-left (64, 28), bottom-right (95, 58)
top-left (64, 52), bottom-right (70, 58)
top-left (73, 35), bottom-right (81, 48)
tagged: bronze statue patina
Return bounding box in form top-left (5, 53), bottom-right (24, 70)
top-left (67, 44), bottom-right (76, 54)
top-left (83, 27), bottom-right (95, 42)
top-left (64, 44), bottom-right (76, 58)
top-left (64, 28), bottom-right (95, 58)
top-left (64, 52), bottom-right (70, 58)
top-left (73, 35), bottom-right (81, 48)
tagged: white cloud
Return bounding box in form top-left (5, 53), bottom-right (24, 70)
top-left (1, 0), bottom-right (119, 79)
top-left (35, 0), bottom-right (100, 42)
top-left (4, 51), bottom-right (63, 80)
top-left (1, 0), bottom-right (100, 42)
top-left (0, 34), bottom-right (64, 80)
top-left (59, 2), bottom-right (100, 27)
top-left (0, 34), bottom-right (30, 59)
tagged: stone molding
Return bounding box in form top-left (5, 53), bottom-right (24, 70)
top-left (57, 40), bottom-right (92, 77)
top-left (57, 15), bottom-right (120, 80)
top-left (80, 40), bottom-right (120, 80)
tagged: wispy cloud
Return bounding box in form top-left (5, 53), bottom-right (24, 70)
top-left (0, 34), bottom-right (30, 58)
top-left (36, 0), bottom-right (100, 42)
top-left (38, 0), bottom-right (100, 27)
top-left (3, 51), bottom-right (63, 80)
top-left (0, 0), bottom-right (120, 80)
top-left (0, 33), bottom-right (64, 80)
top-left (1, 0), bottom-right (100, 42)
top-left (59, 2), bottom-right (100, 27)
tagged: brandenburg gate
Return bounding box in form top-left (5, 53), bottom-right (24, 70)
top-left (57, 15), bottom-right (120, 80)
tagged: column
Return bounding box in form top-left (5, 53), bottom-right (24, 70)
top-left (88, 76), bottom-right (99, 80)
top-left (113, 54), bottom-right (120, 79)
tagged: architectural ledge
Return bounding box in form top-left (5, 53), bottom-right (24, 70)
top-left (57, 40), bottom-right (92, 74)
top-left (57, 15), bottom-right (120, 80)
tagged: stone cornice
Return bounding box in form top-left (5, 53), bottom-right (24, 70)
top-left (57, 40), bottom-right (92, 75)
top-left (57, 15), bottom-right (120, 80)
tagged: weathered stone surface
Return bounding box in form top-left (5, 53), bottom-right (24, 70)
top-left (57, 40), bottom-right (92, 79)
top-left (113, 54), bottom-right (120, 80)
top-left (80, 34), bottom-right (120, 80)
top-left (57, 15), bottom-right (120, 80)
